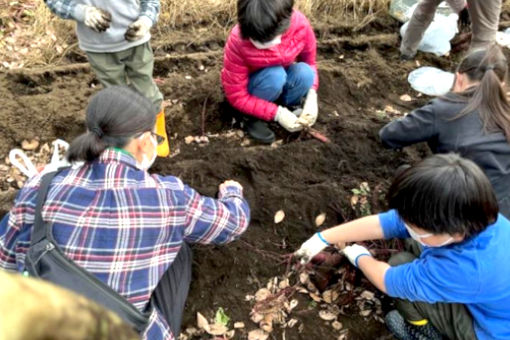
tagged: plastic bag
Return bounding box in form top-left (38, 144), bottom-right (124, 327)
top-left (400, 11), bottom-right (458, 56)
top-left (390, 0), bottom-right (454, 23)
top-left (408, 67), bottom-right (455, 96)
top-left (496, 28), bottom-right (510, 48)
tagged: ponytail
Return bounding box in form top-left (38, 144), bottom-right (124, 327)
top-left (456, 45), bottom-right (510, 143)
top-left (66, 86), bottom-right (157, 163)
top-left (67, 131), bottom-right (107, 163)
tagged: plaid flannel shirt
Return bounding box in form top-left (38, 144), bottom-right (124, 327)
top-left (0, 149), bottom-right (250, 340)
top-left (44, 0), bottom-right (160, 24)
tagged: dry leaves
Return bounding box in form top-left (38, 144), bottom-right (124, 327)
top-left (399, 94), bottom-right (412, 102)
top-left (274, 210), bottom-right (285, 224)
top-left (315, 213), bottom-right (326, 227)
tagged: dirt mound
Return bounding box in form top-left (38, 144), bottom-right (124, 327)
top-left (0, 16), bottom-right (453, 339)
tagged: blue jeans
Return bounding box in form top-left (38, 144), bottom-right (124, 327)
top-left (248, 62), bottom-right (314, 106)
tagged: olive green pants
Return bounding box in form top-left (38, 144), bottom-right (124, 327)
top-left (388, 240), bottom-right (477, 340)
top-left (86, 42), bottom-right (163, 108)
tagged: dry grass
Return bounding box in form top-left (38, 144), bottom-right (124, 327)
top-left (0, 0), bottom-right (389, 69)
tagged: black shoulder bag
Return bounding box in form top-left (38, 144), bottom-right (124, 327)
top-left (24, 170), bottom-right (150, 333)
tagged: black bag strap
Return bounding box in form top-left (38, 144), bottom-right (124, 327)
top-left (32, 169), bottom-right (67, 244)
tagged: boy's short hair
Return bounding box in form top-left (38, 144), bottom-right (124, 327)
top-left (387, 153), bottom-right (499, 238)
top-left (238, 0), bottom-right (294, 42)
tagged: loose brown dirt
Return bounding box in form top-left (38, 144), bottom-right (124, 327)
top-left (0, 14), bottom-right (461, 340)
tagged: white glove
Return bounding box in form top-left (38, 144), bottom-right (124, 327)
top-left (83, 6), bottom-right (112, 32)
top-left (294, 233), bottom-right (330, 264)
top-left (219, 180), bottom-right (243, 193)
top-left (274, 106), bottom-right (304, 132)
top-left (300, 89), bottom-right (318, 127)
top-left (125, 16), bottom-right (153, 41)
top-left (343, 244), bottom-right (372, 268)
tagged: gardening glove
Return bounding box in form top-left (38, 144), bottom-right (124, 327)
top-left (83, 6), bottom-right (112, 32)
top-left (300, 89), bottom-right (318, 127)
top-left (125, 16), bottom-right (153, 41)
top-left (274, 106), bottom-right (304, 132)
top-left (343, 244), bottom-right (371, 268)
top-left (458, 6), bottom-right (470, 30)
top-left (294, 232), bottom-right (330, 264)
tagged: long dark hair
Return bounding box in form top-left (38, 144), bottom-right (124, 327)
top-left (452, 44), bottom-right (510, 143)
top-left (67, 86), bottom-right (157, 162)
top-left (387, 153), bottom-right (499, 238)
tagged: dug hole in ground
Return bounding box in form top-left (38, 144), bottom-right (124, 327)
top-left (2, 2), bottom-right (510, 339)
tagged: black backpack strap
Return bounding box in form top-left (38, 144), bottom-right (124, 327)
top-left (31, 169), bottom-right (64, 244)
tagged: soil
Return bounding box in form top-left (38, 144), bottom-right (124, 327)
top-left (0, 13), bottom-right (462, 340)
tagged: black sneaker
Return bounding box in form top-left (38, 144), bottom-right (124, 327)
top-left (385, 310), bottom-right (443, 340)
top-left (245, 118), bottom-right (275, 144)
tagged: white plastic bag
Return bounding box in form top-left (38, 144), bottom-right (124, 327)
top-left (496, 28), bottom-right (510, 48)
top-left (408, 67), bottom-right (455, 96)
top-left (400, 11), bottom-right (458, 56)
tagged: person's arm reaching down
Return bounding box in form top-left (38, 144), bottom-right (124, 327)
top-left (182, 180), bottom-right (250, 244)
top-left (379, 102), bottom-right (438, 149)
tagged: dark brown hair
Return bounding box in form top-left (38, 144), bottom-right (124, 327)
top-left (455, 44), bottom-right (510, 143)
top-left (67, 86), bottom-right (157, 162)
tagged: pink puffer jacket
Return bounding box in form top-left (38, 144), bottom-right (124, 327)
top-left (221, 10), bottom-right (319, 121)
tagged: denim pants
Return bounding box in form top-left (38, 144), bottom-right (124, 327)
top-left (248, 62), bottom-right (314, 106)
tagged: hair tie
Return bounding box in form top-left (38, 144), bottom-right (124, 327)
top-left (90, 126), bottom-right (104, 138)
top-left (485, 65), bottom-right (495, 72)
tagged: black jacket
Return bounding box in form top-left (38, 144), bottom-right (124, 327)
top-left (379, 93), bottom-right (510, 216)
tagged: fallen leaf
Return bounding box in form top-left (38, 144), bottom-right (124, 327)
top-left (288, 299), bottom-right (298, 312)
top-left (350, 195), bottom-right (359, 208)
top-left (234, 322), bottom-right (245, 329)
top-left (399, 94), bottom-right (412, 102)
top-left (248, 329), bottom-right (269, 340)
top-left (309, 293), bottom-right (322, 302)
top-left (384, 105), bottom-right (401, 115)
top-left (360, 310), bottom-right (371, 317)
top-left (250, 312), bottom-right (264, 323)
top-left (319, 310), bottom-right (337, 321)
top-left (255, 288), bottom-right (271, 302)
top-left (315, 213), bottom-right (326, 227)
top-left (360, 290), bottom-right (375, 300)
top-left (332, 321), bottom-right (343, 330)
top-left (274, 210), bottom-right (285, 224)
top-left (21, 139), bottom-right (39, 151)
top-left (322, 290), bottom-right (339, 304)
top-left (287, 319), bottom-right (298, 328)
top-left (196, 312), bottom-right (210, 332)
top-left (278, 278), bottom-right (290, 289)
top-left (299, 272), bottom-right (309, 285)
top-left (207, 323), bottom-right (228, 336)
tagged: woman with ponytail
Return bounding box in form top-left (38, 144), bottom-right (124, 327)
top-left (0, 86), bottom-right (250, 340)
top-left (380, 44), bottom-right (510, 218)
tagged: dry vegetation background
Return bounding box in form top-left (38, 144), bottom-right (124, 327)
top-left (0, 0), bottom-right (390, 69)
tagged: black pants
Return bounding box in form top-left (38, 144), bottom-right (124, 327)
top-left (150, 243), bottom-right (192, 337)
top-left (388, 240), bottom-right (477, 340)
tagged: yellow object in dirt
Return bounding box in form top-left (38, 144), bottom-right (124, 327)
top-left (155, 109), bottom-right (169, 157)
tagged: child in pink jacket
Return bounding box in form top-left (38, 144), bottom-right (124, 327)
top-left (221, 0), bottom-right (319, 143)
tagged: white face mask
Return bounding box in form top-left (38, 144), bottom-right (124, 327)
top-left (250, 35), bottom-right (282, 49)
top-left (404, 223), bottom-right (454, 248)
top-left (137, 132), bottom-right (157, 171)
